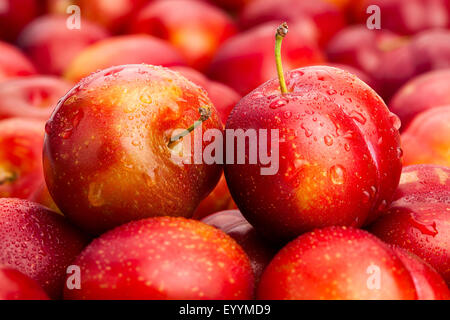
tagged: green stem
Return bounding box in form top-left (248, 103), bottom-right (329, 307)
top-left (168, 106), bottom-right (211, 148)
top-left (275, 22), bottom-right (289, 94)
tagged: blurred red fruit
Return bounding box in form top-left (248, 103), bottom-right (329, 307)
top-left (0, 41), bottom-right (36, 81)
top-left (0, 118), bottom-right (45, 199)
top-left (390, 69), bottom-right (450, 131)
top-left (352, 0), bottom-right (450, 35)
top-left (209, 22), bottom-right (324, 95)
top-left (17, 15), bottom-right (109, 75)
top-left (64, 35), bottom-right (186, 82)
top-left (131, 0), bottom-right (237, 72)
top-left (401, 106), bottom-right (450, 167)
top-left (0, 0), bottom-right (39, 42)
top-left (0, 76), bottom-right (72, 121)
top-left (239, 0), bottom-right (346, 45)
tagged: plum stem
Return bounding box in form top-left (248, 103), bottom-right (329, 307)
top-left (275, 22), bottom-right (289, 94)
top-left (168, 106), bottom-right (211, 148)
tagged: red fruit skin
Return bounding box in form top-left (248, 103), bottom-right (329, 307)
top-left (352, 0), bottom-right (450, 35)
top-left (257, 227), bottom-right (417, 300)
top-left (170, 66), bottom-right (241, 125)
top-left (44, 64), bottom-right (222, 234)
top-left (239, 0), bottom-right (346, 45)
top-left (392, 247), bottom-right (450, 300)
top-left (202, 210), bottom-right (277, 287)
top-left (225, 66), bottom-right (402, 242)
top-left (17, 15), bottom-right (109, 75)
top-left (64, 217), bottom-right (254, 300)
top-left (130, 0), bottom-right (237, 72)
top-left (64, 35), bottom-right (186, 83)
top-left (53, 0), bottom-right (149, 34)
top-left (0, 76), bottom-right (72, 121)
top-left (0, 118), bottom-right (45, 199)
top-left (0, 41), bottom-right (36, 81)
top-left (193, 174), bottom-right (237, 220)
top-left (0, 198), bottom-right (88, 298)
top-left (0, 0), bottom-right (39, 42)
top-left (0, 267), bottom-right (49, 300)
top-left (401, 106), bottom-right (450, 167)
top-left (208, 22), bottom-right (324, 96)
top-left (370, 165), bottom-right (450, 286)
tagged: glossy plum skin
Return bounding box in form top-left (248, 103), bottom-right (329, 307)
top-left (0, 76), bottom-right (72, 121)
top-left (170, 66), bottom-right (241, 125)
top-left (0, 198), bottom-right (88, 298)
top-left (208, 22), bottom-right (324, 96)
top-left (44, 64), bottom-right (223, 234)
top-left (257, 227), bottom-right (418, 300)
top-left (64, 217), bottom-right (254, 300)
top-left (392, 247), bottom-right (450, 300)
top-left (0, 41), bottom-right (36, 81)
top-left (352, 0), bottom-right (450, 35)
top-left (225, 66), bottom-right (402, 242)
top-left (130, 0), bottom-right (237, 72)
top-left (390, 70), bottom-right (450, 131)
top-left (0, 0), bottom-right (39, 42)
top-left (17, 15), bottom-right (109, 75)
top-left (64, 35), bottom-right (186, 83)
top-left (370, 165), bottom-right (450, 285)
top-left (202, 210), bottom-right (278, 286)
top-left (193, 174), bottom-right (237, 220)
top-left (0, 118), bottom-right (45, 199)
top-left (0, 267), bottom-right (49, 300)
top-left (401, 106), bottom-right (450, 167)
top-left (239, 0), bottom-right (346, 45)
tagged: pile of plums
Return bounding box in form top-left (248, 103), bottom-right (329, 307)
top-left (0, 0), bottom-right (449, 300)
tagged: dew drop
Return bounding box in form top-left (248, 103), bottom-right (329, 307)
top-left (344, 143), bottom-right (351, 151)
top-left (389, 112), bottom-right (401, 131)
top-left (269, 98), bottom-right (287, 109)
top-left (300, 123), bottom-right (313, 137)
top-left (349, 111), bottom-right (366, 125)
top-left (324, 135), bottom-right (333, 146)
top-left (327, 89), bottom-right (337, 95)
top-left (140, 94), bottom-right (152, 104)
top-left (396, 147), bottom-right (403, 158)
top-left (409, 214), bottom-right (438, 237)
top-left (329, 165), bottom-right (345, 185)
top-left (283, 111), bottom-right (292, 119)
